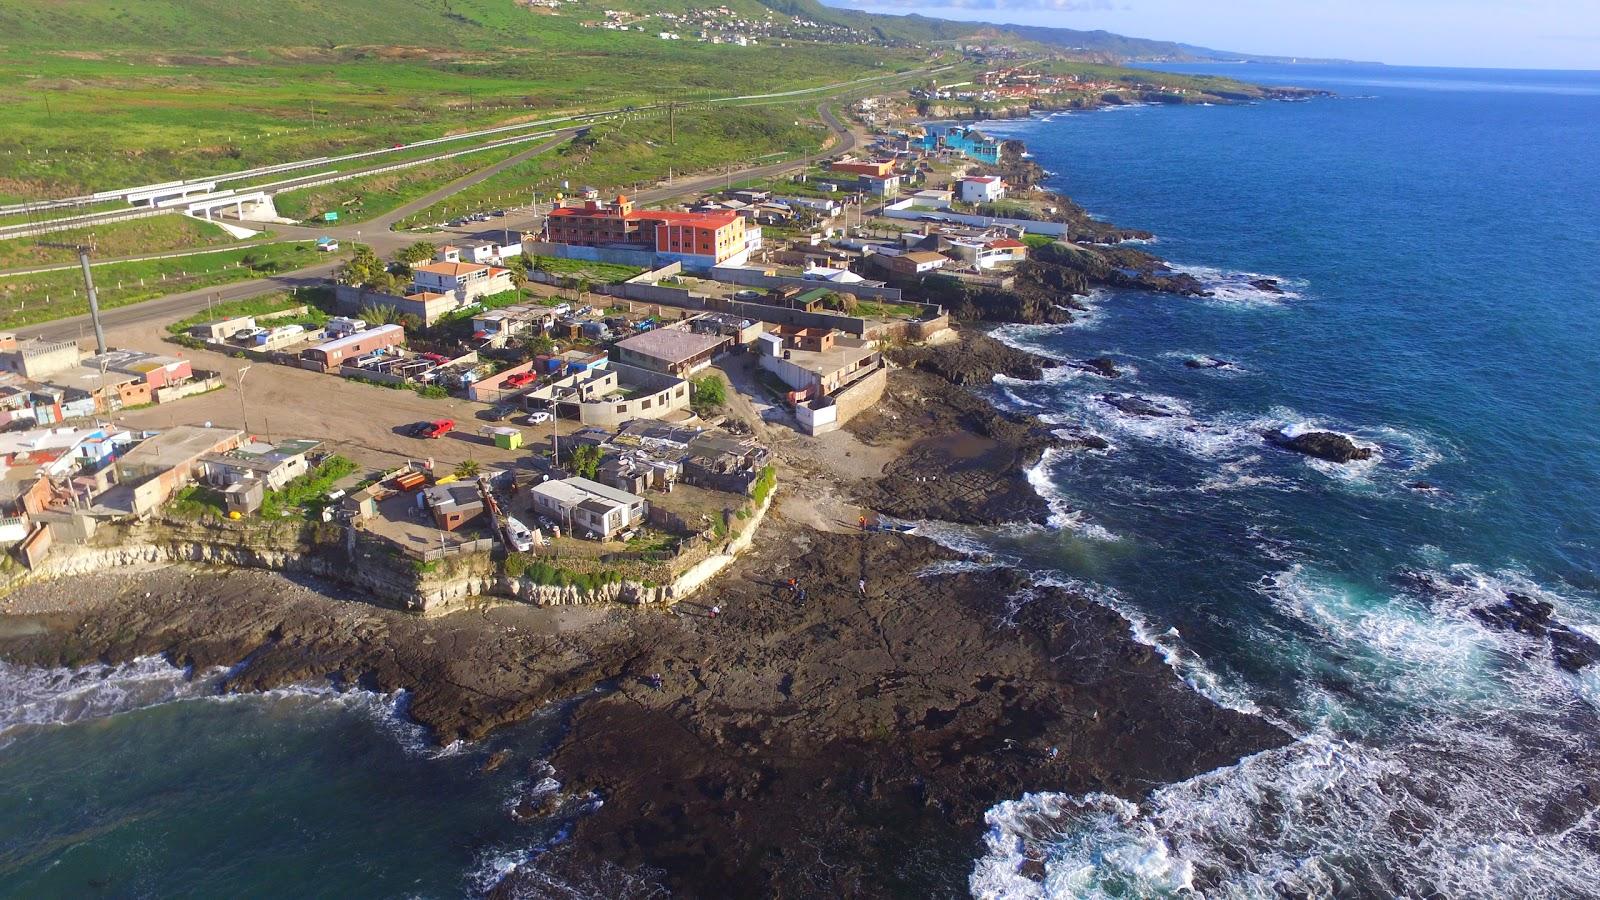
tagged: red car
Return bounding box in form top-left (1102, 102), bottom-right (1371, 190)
top-left (504, 371), bottom-right (537, 389)
top-left (409, 419), bottom-right (454, 439)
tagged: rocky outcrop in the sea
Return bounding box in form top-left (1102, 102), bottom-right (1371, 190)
top-left (1471, 592), bottom-right (1600, 673)
top-left (853, 368), bottom-right (1061, 525)
top-left (1184, 355), bottom-right (1235, 370)
top-left (1264, 429), bottom-right (1374, 463)
top-left (888, 331), bottom-right (1055, 385)
top-left (1077, 356), bottom-right (1123, 378)
top-left (1101, 393), bottom-right (1180, 418)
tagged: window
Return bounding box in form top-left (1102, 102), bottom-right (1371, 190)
top-left (641, 398), bottom-right (652, 409)
top-left (617, 404), bottom-right (627, 413)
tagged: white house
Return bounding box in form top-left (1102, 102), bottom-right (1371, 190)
top-left (530, 477), bottom-right (647, 540)
top-left (959, 176), bottom-right (1006, 204)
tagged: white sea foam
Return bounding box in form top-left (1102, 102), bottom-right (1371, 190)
top-left (0, 655), bottom-right (221, 742)
top-left (1159, 349), bottom-right (1248, 376)
top-left (972, 722), bottom-right (1600, 900)
top-left (1166, 263), bottom-right (1306, 306)
top-left (1025, 448), bottom-right (1120, 541)
top-left (1032, 573), bottom-right (1262, 718)
top-left (0, 655), bottom-right (452, 757)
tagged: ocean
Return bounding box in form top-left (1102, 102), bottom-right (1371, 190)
top-left (964, 63), bottom-right (1600, 896)
top-left (3, 62), bottom-right (1599, 899)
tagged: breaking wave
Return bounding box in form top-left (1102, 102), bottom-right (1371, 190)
top-left (1166, 263), bottom-right (1306, 306)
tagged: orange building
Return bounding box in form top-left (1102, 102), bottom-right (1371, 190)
top-left (543, 196), bottom-right (755, 266)
top-left (830, 159), bottom-right (896, 178)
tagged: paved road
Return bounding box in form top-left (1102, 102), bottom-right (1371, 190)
top-left (18, 101), bottom-right (861, 344)
top-left (429, 102), bottom-right (861, 246)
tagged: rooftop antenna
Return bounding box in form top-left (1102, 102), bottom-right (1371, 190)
top-left (37, 239), bottom-right (107, 354)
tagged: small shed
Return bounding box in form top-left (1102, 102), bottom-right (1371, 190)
top-left (490, 427), bottom-right (523, 450)
top-left (223, 480), bottom-right (265, 516)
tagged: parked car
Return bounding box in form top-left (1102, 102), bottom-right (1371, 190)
top-left (408, 419), bottom-right (454, 439)
top-left (521, 411), bottom-right (552, 425)
top-left (449, 218), bottom-right (467, 227)
top-left (490, 209), bottom-right (507, 218)
top-left (478, 404), bottom-right (517, 422)
top-left (504, 371), bottom-right (537, 389)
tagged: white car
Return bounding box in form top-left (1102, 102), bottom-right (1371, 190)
top-left (523, 411), bottom-right (552, 425)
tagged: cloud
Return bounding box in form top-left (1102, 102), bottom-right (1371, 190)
top-left (835, 0), bottom-right (1115, 10)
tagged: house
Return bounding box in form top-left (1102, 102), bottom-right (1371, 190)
top-left (830, 160), bottom-right (896, 178)
top-left (948, 236), bottom-right (1028, 269)
top-left (856, 173), bottom-right (901, 198)
top-left (756, 327), bottom-right (887, 435)
top-left (529, 477), bottom-right (647, 541)
top-left (757, 327), bottom-right (881, 397)
top-left (523, 364), bottom-right (691, 428)
top-left (189, 315), bottom-right (257, 342)
top-left (959, 176), bottom-right (1006, 204)
top-left (462, 240), bottom-right (523, 265)
top-left (81, 349), bottom-right (193, 391)
top-left (612, 328), bottom-right (728, 378)
top-left (545, 196), bottom-right (758, 267)
top-left (908, 189), bottom-right (953, 210)
top-left (114, 425), bottom-right (244, 517)
top-left (300, 324), bottom-right (405, 373)
top-left (410, 261), bottom-right (516, 305)
top-left (688, 313), bottom-right (765, 346)
top-left (0, 334), bottom-right (79, 380)
top-left (801, 266), bottom-right (865, 285)
top-left (886, 250), bottom-right (950, 277)
top-left (54, 365), bottom-right (150, 412)
top-left (200, 438), bottom-right (322, 494)
top-left (681, 431), bottom-right (771, 494)
top-left (423, 482), bottom-right (486, 532)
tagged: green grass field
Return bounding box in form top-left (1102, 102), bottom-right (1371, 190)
top-left (0, 0), bottom-right (931, 202)
top-left (0, 216), bottom-right (249, 269)
top-left (271, 140), bottom-right (536, 224)
top-left (397, 104), bottom-right (830, 226)
top-left (0, 242), bottom-right (338, 328)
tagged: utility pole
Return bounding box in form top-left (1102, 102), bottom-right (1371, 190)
top-left (38, 241), bottom-right (107, 354)
top-left (236, 365), bottom-right (253, 435)
top-left (669, 102), bottom-right (676, 145)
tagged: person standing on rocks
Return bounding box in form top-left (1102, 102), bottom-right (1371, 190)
top-left (710, 605), bottom-right (721, 619)
top-left (858, 578), bottom-right (867, 597)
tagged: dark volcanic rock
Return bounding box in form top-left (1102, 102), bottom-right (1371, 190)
top-left (1265, 429), bottom-right (1374, 463)
top-left (1249, 278), bottom-right (1285, 294)
top-left (1101, 393), bottom-right (1179, 418)
top-left (524, 532), bottom-right (1290, 898)
top-left (1184, 355), bottom-right (1234, 370)
top-left (889, 331), bottom-right (1054, 385)
top-left (853, 369), bottom-right (1059, 525)
top-left (1078, 356), bottom-right (1122, 378)
top-left (1472, 592), bottom-right (1600, 673)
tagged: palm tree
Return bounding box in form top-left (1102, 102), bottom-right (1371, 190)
top-left (454, 459), bottom-right (481, 479)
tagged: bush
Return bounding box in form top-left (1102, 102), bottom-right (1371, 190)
top-left (692, 374), bottom-right (727, 408)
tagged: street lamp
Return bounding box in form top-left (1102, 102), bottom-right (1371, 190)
top-left (236, 365), bottom-right (253, 435)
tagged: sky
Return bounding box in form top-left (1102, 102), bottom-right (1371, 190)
top-left (818, 0), bottom-right (1600, 69)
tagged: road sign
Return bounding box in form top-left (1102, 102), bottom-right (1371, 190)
top-left (323, 211), bottom-right (339, 222)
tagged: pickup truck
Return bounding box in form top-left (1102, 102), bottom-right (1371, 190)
top-left (504, 371), bottom-right (538, 389)
top-left (408, 419), bottom-right (455, 439)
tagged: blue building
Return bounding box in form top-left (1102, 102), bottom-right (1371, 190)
top-left (914, 125), bottom-right (1002, 165)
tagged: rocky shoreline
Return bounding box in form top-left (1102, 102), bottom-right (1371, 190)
top-left (0, 328), bottom-right (1291, 896)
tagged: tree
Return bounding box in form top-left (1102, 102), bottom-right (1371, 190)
top-left (359, 303), bottom-right (402, 325)
top-left (692, 374), bottom-right (727, 409)
top-left (395, 241), bottom-right (438, 266)
top-left (523, 332), bottom-right (555, 357)
top-left (454, 459), bottom-right (481, 479)
top-left (568, 444), bottom-right (601, 480)
top-left (338, 246), bottom-right (386, 288)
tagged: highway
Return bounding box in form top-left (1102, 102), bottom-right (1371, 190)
top-left (13, 72), bottom-right (896, 343)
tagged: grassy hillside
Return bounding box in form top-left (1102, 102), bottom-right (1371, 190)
top-left (0, 0), bottom-right (931, 201)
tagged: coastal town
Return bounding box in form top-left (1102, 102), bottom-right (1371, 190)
top-left (0, 106), bottom-right (1111, 606)
top-left (0, 55), bottom-right (1353, 898)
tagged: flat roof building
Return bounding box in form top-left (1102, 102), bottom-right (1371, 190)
top-left (612, 328), bottom-right (728, 378)
top-left (529, 476), bottom-right (646, 541)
